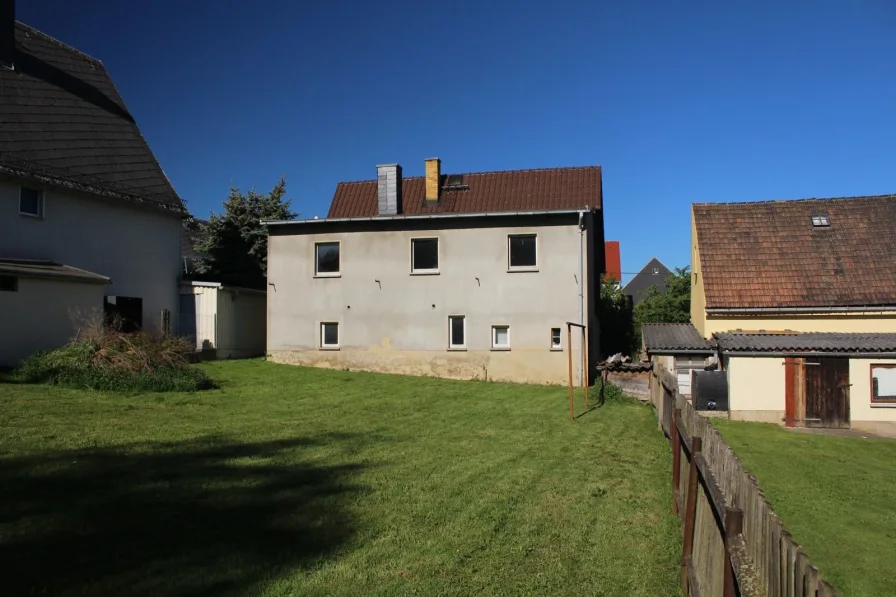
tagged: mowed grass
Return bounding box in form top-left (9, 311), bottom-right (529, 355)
top-left (0, 360), bottom-right (680, 597)
top-left (714, 420), bottom-right (896, 597)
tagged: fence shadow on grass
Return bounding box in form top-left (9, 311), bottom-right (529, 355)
top-left (0, 434), bottom-right (367, 597)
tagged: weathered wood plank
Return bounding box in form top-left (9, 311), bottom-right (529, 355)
top-left (685, 555), bottom-right (703, 597)
top-left (696, 453), bottom-right (728, 528)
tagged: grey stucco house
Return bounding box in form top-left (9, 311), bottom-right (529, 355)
top-left (0, 16), bottom-right (186, 365)
top-left (265, 158), bottom-right (606, 384)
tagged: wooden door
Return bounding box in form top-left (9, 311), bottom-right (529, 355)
top-left (804, 358), bottom-right (850, 428)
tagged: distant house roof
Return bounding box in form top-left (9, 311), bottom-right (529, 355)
top-left (0, 258), bottom-right (109, 284)
top-left (623, 258), bottom-right (671, 305)
top-left (0, 22), bottom-right (185, 214)
top-left (327, 165), bottom-right (602, 218)
top-left (693, 195), bottom-right (896, 310)
top-left (714, 332), bottom-right (896, 355)
top-left (642, 323), bottom-right (712, 354)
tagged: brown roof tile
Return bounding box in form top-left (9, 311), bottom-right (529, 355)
top-left (327, 165), bottom-right (602, 218)
top-left (693, 195), bottom-right (896, 309)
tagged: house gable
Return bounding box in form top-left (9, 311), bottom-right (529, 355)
top-left (0, 22), bottom-right (185, 214)
top-left (622, 257), bottom-right (671, 305)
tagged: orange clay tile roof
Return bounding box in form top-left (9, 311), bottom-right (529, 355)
top-left (327, 165), bottom-right (601, 218)
top-left (693, 195), bottom-right (896, 310)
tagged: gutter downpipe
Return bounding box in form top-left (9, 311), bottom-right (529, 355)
top-left (578, 210), bottom-right (586, 387)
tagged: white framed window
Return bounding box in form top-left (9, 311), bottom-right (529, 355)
top-left (871, 364), bottom-right (896, 405)
top-left (491, 325), bottom-right (510, 349)
top-left (19, 187), bottom-right (44, 218)
top-left (320, 322), bottom-right (339, 348)
top-left (448, 315), bottom-right (465, 349)
top-left (508, 234), bottom-right (537, 270)
top-left (411, 237), bottom-right (439, 274)
top-left (551, 327), bottom-right (562, 350)
top-left (314, 241), bottom-right (340, 277)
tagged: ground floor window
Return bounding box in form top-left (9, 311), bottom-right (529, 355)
top-left (449, 316), bottom-right (465, 348)
top-left (321, 322), bottom-right (339, 348)
top-left (491, 325), bottom-right (510, 349)
top-left (551, 327), bottom-right (562, 350)
top-left (871, 364), bottom-right (896, 404)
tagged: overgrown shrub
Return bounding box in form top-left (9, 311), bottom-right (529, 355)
top-left (16, 313), bottom-right (213, 393)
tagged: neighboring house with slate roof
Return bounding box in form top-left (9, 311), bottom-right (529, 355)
top-left (623, 257), bottom-right (671, 305)
top-left (689, 195), bottom-right (896, 433)
top-left (265, 158), bottom-right (605, 384)
top-left (0, 14), bottom-right (186, 365)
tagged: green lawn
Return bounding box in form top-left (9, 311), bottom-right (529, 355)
top-left (0, 361), bottom-right (680, 597)
top-left (714, 420), bottom-right (896, 597)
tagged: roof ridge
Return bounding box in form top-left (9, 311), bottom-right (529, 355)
top-left (694, 194), bottom-right (896, 208)
top-left (336, 164), bottom-right (602, 186)
top-left (16, 21), bottom-right (104, 66)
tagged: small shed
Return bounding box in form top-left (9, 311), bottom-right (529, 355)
top-left (0, 259), bottom-right (109, 366)
top-left (179, 282), bottom-right (266, 359)
top-left (715, 332), bottom-right (896, 434)
top-left (641, 323), bottom-right (714, 396)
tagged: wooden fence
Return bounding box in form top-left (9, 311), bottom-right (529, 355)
top-left (649, 362), bottom-right (836, 597)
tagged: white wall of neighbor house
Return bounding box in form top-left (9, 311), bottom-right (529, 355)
top-left (0, 179), bottom-right (183, 332)
top-left (267, 223), bottom-right (588, 383)
top-left (724, 356), bottom-right (786, 423)
top-left (0, 277), bottom-right (105, 366)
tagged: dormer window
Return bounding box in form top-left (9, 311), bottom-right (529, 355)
top-left (811, 214), bottom-right (830, 227)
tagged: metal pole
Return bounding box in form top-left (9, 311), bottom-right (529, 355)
top-left (567, 325), bottom-right (574, 421)
top-left (582, 326), bottom-right (589, 409)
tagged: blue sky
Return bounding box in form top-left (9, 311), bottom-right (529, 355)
top-left (19, 0), bottom-right (896, 281)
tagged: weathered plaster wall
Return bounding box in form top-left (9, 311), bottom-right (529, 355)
top-left (725, 356), bottom-right (786, 423)
top-left (0, 178), bottom-right (182, 332)
top-left (267, 221), bottom-right (589, 384)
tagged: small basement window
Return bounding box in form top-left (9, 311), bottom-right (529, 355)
top-left (449, 315), bottom-right (465, 348)
top-left (411, 238), bottom-right (439, 273)
top-left (508, 234), bottom-right (537, 270)
top-left (0, 275), bottom-right (18, 292)
top-left (551, 327), bottom-right (562, 350)
top-left (871, 364), bottom-right (896, 404)
top-left (321, 322), bottom-right (339, 348)
top-left (19, 187), bottom-right (44, 218)
top-left (315, 242), bottom-right (340, 276)
top-left (811, 214), bottom-right (831, 227)
top-left (492, 325), bottom-right (510, 349)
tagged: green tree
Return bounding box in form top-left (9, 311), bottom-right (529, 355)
top-left (633, 266), bottom-right (691, 346)
top-left (598, 274), bottom-right (635, 357)
top-left (193, 178), bottom-right (296, 289)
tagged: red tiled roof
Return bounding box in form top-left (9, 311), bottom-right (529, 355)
top-left (693, 195), bottom-right (896, 309)
top-left (327, 166), bottom-right (602, 218)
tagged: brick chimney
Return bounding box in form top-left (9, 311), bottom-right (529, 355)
top-left (0, 0), bottom-right (13, 69)
top-left (425, 157), bottom-right (440, 204)
top-left (376, 163), bottom-right (402, 216)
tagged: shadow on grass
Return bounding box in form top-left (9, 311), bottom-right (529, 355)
top-left (0, 434), bottom-right (367, 596)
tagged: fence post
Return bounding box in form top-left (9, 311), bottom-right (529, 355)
top-left (672, 408), bottom-right (681, 515)
top-left (680, 436), bottom-right (702, 594)
top-left (724, 506), bottom-right (744, 597)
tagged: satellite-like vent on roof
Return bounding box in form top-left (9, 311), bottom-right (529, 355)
top-left (442, 174), bottom-right (468, 190)
top-left (811, 214), bottom-right (831, 227)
